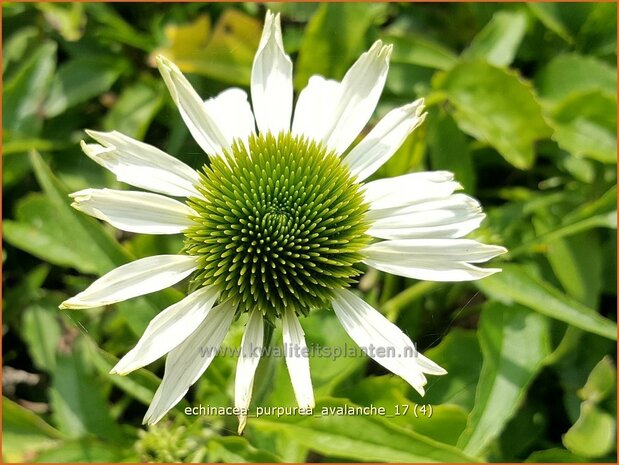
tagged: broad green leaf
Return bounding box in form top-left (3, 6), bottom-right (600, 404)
top-left (534, 54), bottom-right (616, 103)
top-left (462, 11), bottom-right (527, 67)
top-left (548, 90), bottom-right (617, 163)
top-left (382, 34), bottom-right (457, 71)
top-left (3, 194), bottom-right (100, 273)
top-left (33, 439), bottom-right (125, 463)
top-left (252, 398), bottom-right (479, 462)
top-left (102, 80), bottom-right (164, 139)
top-left (341, 375), bottom-right (468, 445)
top-left (207, 437), bottom-right (282, 463)
top-left (578, 2), bottom-right (617, 57)
top-left (22, 302), bottom-right (62, 372)
top-left (423, 329), bottom-right (483, 412)
top-left (525, 448), bottom-right (589, 462)
top-left (427, 109), bottom-right (476, 191)
top-left (579, 356), bottom-right (616, 403)
top-left (458, 302), bottom-right (551, 456)
top-left (49, 339), bottom-right (123, 440)
top-left (2, 397), bottom-right (64, 462)
top-left (434, 61), bottom-right (551, 169)
top-left (563, 401), bottom-right (616, 458)
top-left (3, 41), bottom-right (56, 136)
top-left (44, 57), bottom-right (126, 118)
top-left (476, 264), bottom-right (617, 340)
top-left (294, 3), bottom-right (386, 88)
top-left (545, 230), bottom-right (602, 308)
top-left (152, 11), bottom-right (262, 86)
top-left (83, 336), bottom-right (189, 410)
top-left (84, 2), bottom-right (154, 51)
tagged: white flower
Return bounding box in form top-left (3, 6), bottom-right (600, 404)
top-left (60, 10), bottom-right (506, 433)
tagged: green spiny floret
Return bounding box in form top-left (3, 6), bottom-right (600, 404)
top-left (184, 132), bottom-right (370, 321)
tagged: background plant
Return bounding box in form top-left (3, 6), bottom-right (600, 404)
top-left (2, 2), bottom-right (617, 463)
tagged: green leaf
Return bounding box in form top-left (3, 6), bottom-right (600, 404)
top-left (49, 339), bottom-right (124, 441)
top-left (382, 33), bottom-right (458, 71)
top-left (427, 109), bottom-right (476, 191)
top-left (44, 57), bottom-right (126, 118)
top-left (3, 41), bottom-right (57, 136)
top-left (294, 3), bottom-right (386, 88)
top-left (548, 90), bottom-right (617, 163)
top-left (525, 448), bottom-right (589, 463)
top-left (207, 437), bottom-right (283, 463)
top-left (102, 80), bottom-right (164, 139)
top-left (528, 3), bottom-right (573, 43)
top-left (252, 398), bottom-right (479, 463)
top-left (462, 11), bottom-right (527, 67)
top-left (423, 329), bottom-right (483, 412)
top-left (579, 356), bottom-right (616, 404)
top-left (475, 263), bottom-right (617, 340)
top-left (22, 302), bottom-right (62, 372)
top-left (457, 302), bottom-right (551, 456)
top-left (434, 61), bottom-right (551, 169)
top-left (563, 401), bottom-right (616, 458)
top-left (534, 54), bottom-right (616, 103)
top-left (2, 397), bottom-right (64, 462)
top-left (545, 230), bottom-right (602, 308)
top-left (3, 194), bottom-right (101, 273)
top-left (2, 26), bottom-right (39, 79)
top-left (34, 439), bottom-right (125, 463)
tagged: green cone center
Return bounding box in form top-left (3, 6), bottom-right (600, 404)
top-left (184, 132), bottom-right (370, 320)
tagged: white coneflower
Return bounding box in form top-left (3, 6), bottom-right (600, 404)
top-left (60, 10), bottom-right (505, 433)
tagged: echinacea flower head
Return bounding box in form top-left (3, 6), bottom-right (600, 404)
top-left (61, 10), bottom-right (506, 433)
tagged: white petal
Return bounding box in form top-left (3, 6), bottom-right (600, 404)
top-left (82, 130), bottom-right (200, 197)
top-left (70, 188), bottom-right (196, 235)
top-left (322, 40), bottom-right (392, 154)
top-left (251, 11), bottom-right (293, 134)
top-left (363, 239), bottom-right (507, 281)
top-left (156, 55), bottom-right (229, 156)
top-left (363, 171), bottom-right (462, 210)
top-left (332, 289), bottom-right (446, 396)
top-left (282, 308), bottom-right (314, 409)
top-left (234, 309), bottom-right (264, 434)
top-left (203, 88), bottom-right (256, 147)
top-left (143, 299), bottom-right (236, 425)
top-left (367, 194), bottom-right (486, 240)
top-left (60, 255), bottom-right (197, 309)
top-left (344, 100), bottom-right (426, 181)
top-left (111, 285), bottom-right (219, 375)
top-left (292, 75), bottom-right (341, 142)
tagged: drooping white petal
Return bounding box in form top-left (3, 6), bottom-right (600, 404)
top-left (83, 130), bottom-right (200, 197)
top-left (282, 308), bottom-right (314, 409)
top-left (111, 285), bottom-right (219, 375)
top-left (143, 299), bottom-right (236, 425)
top-left (363, 239), bottom-right (507, 281)
top-left (156, 55), bottom-right (230, 156)
top-left (367, 194), bottom-right (486, 240)
top-left (235, 309), bottom-right (264, 434)
top-left (332, 289), bottom-right (446, 396)
top-left (363, 171), bottom-right (462, 210)
top-left (70, 188), bottom-right (196, 235)
top-left (251, 11), bottom-right (293, 134)
top-left (322, 40), bottom-right (392, 155)
top-left (292, 75), bottom-right (341, 142)
top-left (59, 255), bottom-right (197, 310)
top-left (203, 88), bottom-right (255, 147)
top-left (344, 100), bottom-right (426, 181)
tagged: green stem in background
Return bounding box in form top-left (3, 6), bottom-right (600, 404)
top-left (379, 273), bottom-right (400, 305)
top-left (381, 281), bottom-right (441, 322)
top-left (251, 321), bottom-right (277, 408)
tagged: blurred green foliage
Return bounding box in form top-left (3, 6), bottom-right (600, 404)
top-left (2, 2), bottom-right (617, 463)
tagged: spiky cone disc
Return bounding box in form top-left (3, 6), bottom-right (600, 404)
top-left (184, 132), bottom-right (370, 321)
